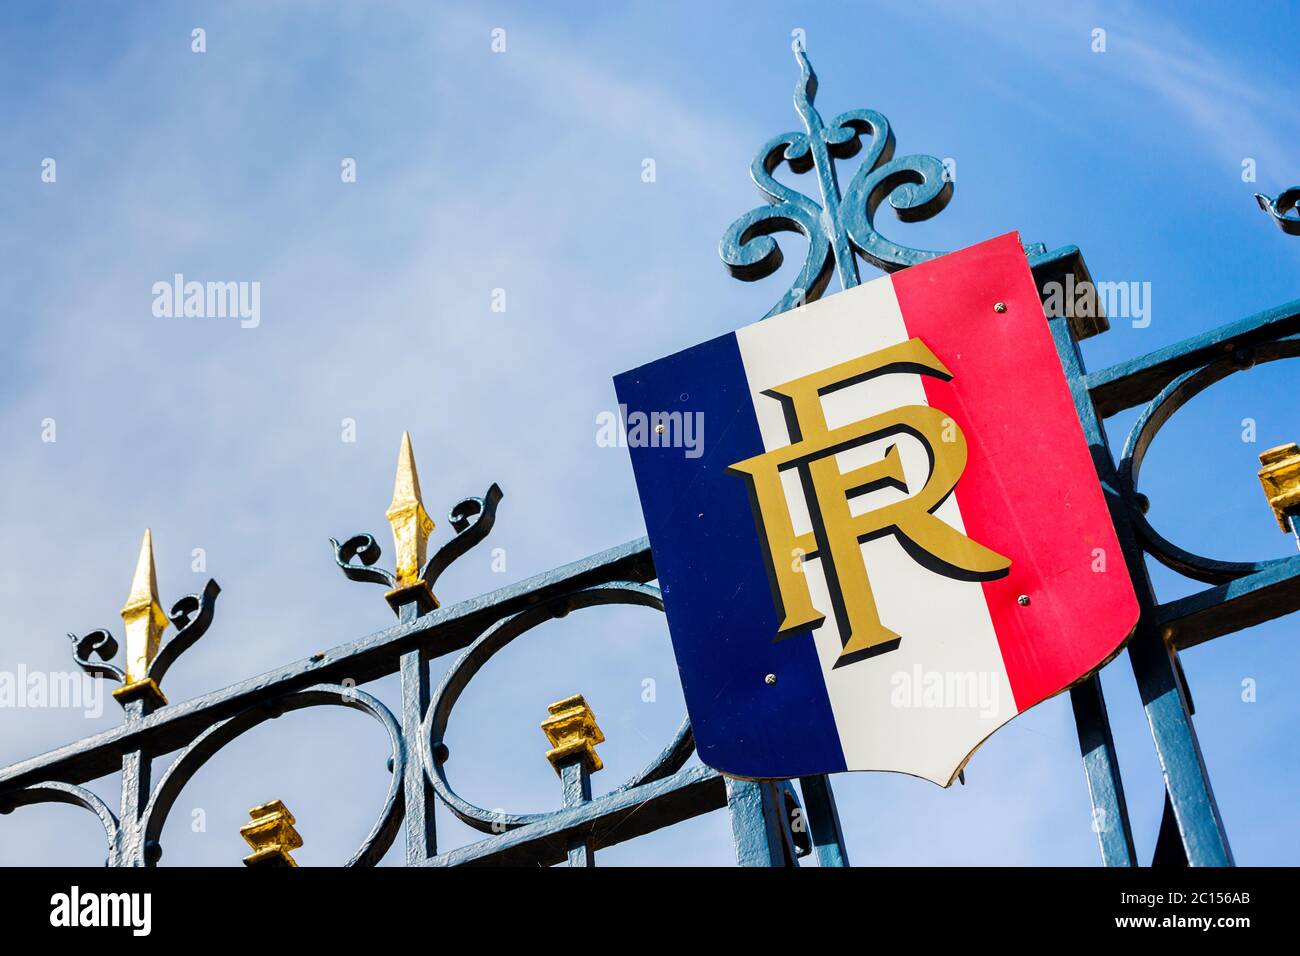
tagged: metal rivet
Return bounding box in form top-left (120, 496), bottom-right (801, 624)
top-left (1017, 594), bottom-right (1030, 606)
top-left (1135, 493), bottom-right (1150, 515)
top-left (994, 301), bottom-right (1007, 313)
top-left (764, 673), bottom-right (777, 685)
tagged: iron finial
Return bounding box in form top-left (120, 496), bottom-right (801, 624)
top-left (240, 800), bottom-right (303, 867)
top-left (541, 694), bottom-right (605, 776)
top-left (67, 531), bottom-right (221, 712)
top-left (331, 431), bottom-right (504, 617)
top-left (720, 48), bottom-right (954, 318)
top-left (792, 44), bottom-right (819, 133)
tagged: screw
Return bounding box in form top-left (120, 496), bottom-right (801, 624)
top-left (994, 301), bottom-right (1007, 313)
top-left (765, 673), bottom-right (777, 685)
top-left (1017, 594), bottom-right (1031, 606)
top-left (655, 423), bottom-right (666, 434)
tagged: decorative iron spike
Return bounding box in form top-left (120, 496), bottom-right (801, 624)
top-left (240, 799), bottom-right (303, 867)
top-left (541, 694), bottom-right (605, 776)
top-left (384, 431), bottom-right (439, 612)
top-left (719, 46), bottom-right (954, 318)
top-left (113, 529), bottom-right (170, 707)
top-left (1258, 443), bottom-right (1300, 539)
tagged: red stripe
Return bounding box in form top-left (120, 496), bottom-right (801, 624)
top-left (890, 233), bottom-right (1138, 712)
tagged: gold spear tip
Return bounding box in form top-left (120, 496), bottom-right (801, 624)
top-left (385, 432), bottom-right (435, 591)
top-left (113, 528), bottom-right (171, 706)
top-left (122, 528), bottom-right (162, 617)
top-left (388, 431), bottom-right (425, 516)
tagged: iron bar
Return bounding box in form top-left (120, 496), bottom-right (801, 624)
top-left (1050, 316), bottom-right (1234, 866)
top-left (0, 537), bottom-right (653, 794)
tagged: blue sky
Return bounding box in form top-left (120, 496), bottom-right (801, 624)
top-left (0, 0), bottom-right (1297, 866)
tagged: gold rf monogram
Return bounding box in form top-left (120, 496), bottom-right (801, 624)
top-left (728, 338), bottom-right (1011, 668)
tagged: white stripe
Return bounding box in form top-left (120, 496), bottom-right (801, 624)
top-left (733, 277), bottom-right (1017, 785)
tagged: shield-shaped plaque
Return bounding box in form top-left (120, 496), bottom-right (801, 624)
top-left (614, 232), bottom-right (1139, 784)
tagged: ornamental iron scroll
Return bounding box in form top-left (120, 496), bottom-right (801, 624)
top-left (68, 529), bottom-right (220, 710)
top-left (0, 428), bottom-right (828, 867)
top-left (2, 51), bottom-right (1300, 870)
top-left (331, 430), bottom-right (504, 616)
top-left (720, 47), bottom-right (953, 317)
top-left (1256, 187), bottom-right (1300, 235)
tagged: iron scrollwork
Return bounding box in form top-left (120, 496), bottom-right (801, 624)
top-left (138, 684), bottom-right (405, 868)
top-left (420, 581), bottom-right (694, 835)
top-left (0, 782), bottom-right (120, 866)
top-left (1119, 339), bottom-right (1300, 585)
top-left (720, 47), bottom-right (953, 317)
top-left (68, 587), bottom-right (221, 691)
top-left (67, 530), bottom-right (220, 708)
top-left (9, 48), bottom-right (1300, 871)
top-left (1256, 188), bottom-right (1300, 235)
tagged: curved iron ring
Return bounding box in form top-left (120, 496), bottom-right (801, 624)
top-left (421, 581), bottom-right (695, 835)
top-left (0, 780), bottom-right (120, 865)
top-left (1119, 336), bottom-right (1300, 584)
top-left (138, 684), bottom-right (404, 867)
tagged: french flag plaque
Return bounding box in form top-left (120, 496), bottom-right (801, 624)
top-left (614, 232), bottom-right (1138, 784)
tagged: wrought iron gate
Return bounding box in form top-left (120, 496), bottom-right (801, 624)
top-left (2, 50), bottom-right (1297, 867)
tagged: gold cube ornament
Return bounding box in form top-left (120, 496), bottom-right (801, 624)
top-left (240, 800), bottom-right (304, 867)
top-left (1258, 443), bottom-right (1300, 532)
top-left (541, 694), bottom-right (605, 775)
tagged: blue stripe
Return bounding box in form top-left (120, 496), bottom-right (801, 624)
top-left (614, 332), bottom-right (846, 778)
